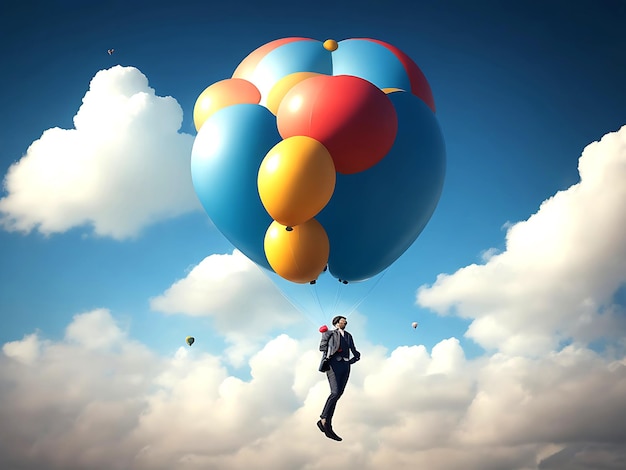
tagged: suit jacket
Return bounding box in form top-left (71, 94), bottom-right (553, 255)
top-left (319, 329), bottom-right (360, 369)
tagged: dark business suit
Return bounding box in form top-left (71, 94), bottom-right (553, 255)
top-left (319, 329), bottom-right (360, 424)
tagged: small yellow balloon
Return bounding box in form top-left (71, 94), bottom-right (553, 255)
top-left (264, 219), bottom-right (330, 283)
top-left (323, 39), bottom-right (338, 52)
top-left (193, 78), bottom-right (261, 131)
top-left (266, 72), bottom-right (322, 115)
top-left (382, 87), bottom-right (406, 94)
top-left (258, 136), bottom-right (336, 227)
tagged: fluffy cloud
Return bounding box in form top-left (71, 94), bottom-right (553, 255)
top-left (0, 310), bottom-right (159, 470)
top-left (417, 126), bottom-right (626, 355)
top-left (149, 250), bottom-right (297, 330)
top-left (0, 66), bottom-right (200, 239)
top-left (2, 333), bottom-right (42, 365)
top-left (149, 250), bottom-right (300, 366)
top-left (1, 311), bottom-right (625, 470)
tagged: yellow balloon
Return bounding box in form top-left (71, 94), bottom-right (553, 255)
top-left (193, 78), bottom-right (261, 131)
top-left (264, 219), bottom-right (329, 284)
top-left (382, 87), bottom-right (406, 94)
top-left (323, 39), bottom-right (338, 52)
top-left (266, 72), bottom-right (322, 115)
top-left (258, 136), bottom-right (336, 227)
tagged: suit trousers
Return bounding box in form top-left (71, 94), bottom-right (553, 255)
top-left (320, 357), bottom-right (350, 423)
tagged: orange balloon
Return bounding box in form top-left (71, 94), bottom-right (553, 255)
top-left (264, 219), bottom-right (329, 283)
top-left (193, 78), bottom-right (261, 131)
top-left (258, 136), bottom-right (336, 227)
top-left (266, 72), bottom-right (322, 115)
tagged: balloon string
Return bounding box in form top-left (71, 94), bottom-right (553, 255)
top-left (343, 269), bottom-right (388, 318)
top-left (297, 288), bottom-right (323, 327)
top-left (253, 262), bottom-right (320, 328)
top-left (271, 276), bottom-right (316, 325)
top-left (254, 263), bottom-right (325, 328)
top-left (310, 281), bottom-right (327, 324)
top-left (330, 278), bottom-right (343, 319)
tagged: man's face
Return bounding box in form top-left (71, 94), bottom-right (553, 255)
top-left (336, 318), bottom-right (347, 329)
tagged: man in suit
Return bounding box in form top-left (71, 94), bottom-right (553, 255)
top-left (317, 315), bottom-right (361, 441)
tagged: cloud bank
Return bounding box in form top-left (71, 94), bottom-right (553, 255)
top-left (417, 125), bottom-right (626, 356)
top-left (0, 66), bottom-right (200, 239)
top-left (1, 310), bottom-right (625, 470)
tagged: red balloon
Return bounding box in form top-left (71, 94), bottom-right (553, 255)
top-left (319, 325), bottom-right (328, 333)
top-left (277, 75), bottom-right (398, 174)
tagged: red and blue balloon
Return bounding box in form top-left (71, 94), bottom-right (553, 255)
top-left (191, 37), bottom-right (445, 284)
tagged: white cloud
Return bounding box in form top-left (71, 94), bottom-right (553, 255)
top-left (480, 247), bottom-right (500, 263)
top-left (149, 250), bottom-right (297, 328)
top-left (428, 337), bottom-right (466, 375)
top-left (1, 311), bottom-right (625, 470)
top-left (0, 310), bottom-right (159, 470)
top-left (150, 250), bottom-right (300, 366)
top-left (0, 66), bottom-right (200, 239)
top-left (2, 332), bottom-right (42, 365)
top-left (417, 126), bottom-right (626, 355)
top-left (65, 308), bottom-right (126, 350)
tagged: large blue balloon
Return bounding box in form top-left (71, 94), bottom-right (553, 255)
top-left (317, 91), bottom-right (446, 282)
top-left (191, 104), bottom-right (280, 271)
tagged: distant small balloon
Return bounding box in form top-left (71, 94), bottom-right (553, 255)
top-left (319, 325), bottom-right (328, 333)
top-left (412, 322), bottom-right (418, 329)
top-left (186, 336), bottom-right (195, 346)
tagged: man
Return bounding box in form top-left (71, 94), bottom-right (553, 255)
top-left (317, 315), bottom-right (360, 441)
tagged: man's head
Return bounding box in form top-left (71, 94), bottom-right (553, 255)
top-left (332, 316), bottom-right (347, 330)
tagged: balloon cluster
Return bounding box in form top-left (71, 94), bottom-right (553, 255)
top-left (191, 38), bottom-right (446, 285)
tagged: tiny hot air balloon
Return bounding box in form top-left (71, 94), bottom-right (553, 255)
top-left (412, 322), bottom-right (418, 329)
top-left (186, 336), bottom-right (195, 346)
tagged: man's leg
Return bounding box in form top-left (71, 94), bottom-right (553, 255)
top-left (319, 362), bottom-right (350, 440)
top-left (320, 365), bottom-right (340, 422)
top-left (327, 363), bottom-right (350, 426)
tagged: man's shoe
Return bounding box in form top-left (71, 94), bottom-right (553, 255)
top-left (324, 426), bottom-right (342, 441)
top-left (316, 420), bottom-right (325, 433)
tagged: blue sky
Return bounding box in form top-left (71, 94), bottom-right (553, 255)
top-left (1, 1), bottom-right (625, 469)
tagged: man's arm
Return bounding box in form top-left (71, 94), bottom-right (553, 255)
top-left (319, 330), bottom-right (331, 353)
top-left (349, 333), bottom-right (361, 363)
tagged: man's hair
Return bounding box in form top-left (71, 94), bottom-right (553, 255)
top-left (332, 316), bottom-right (346, 326)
